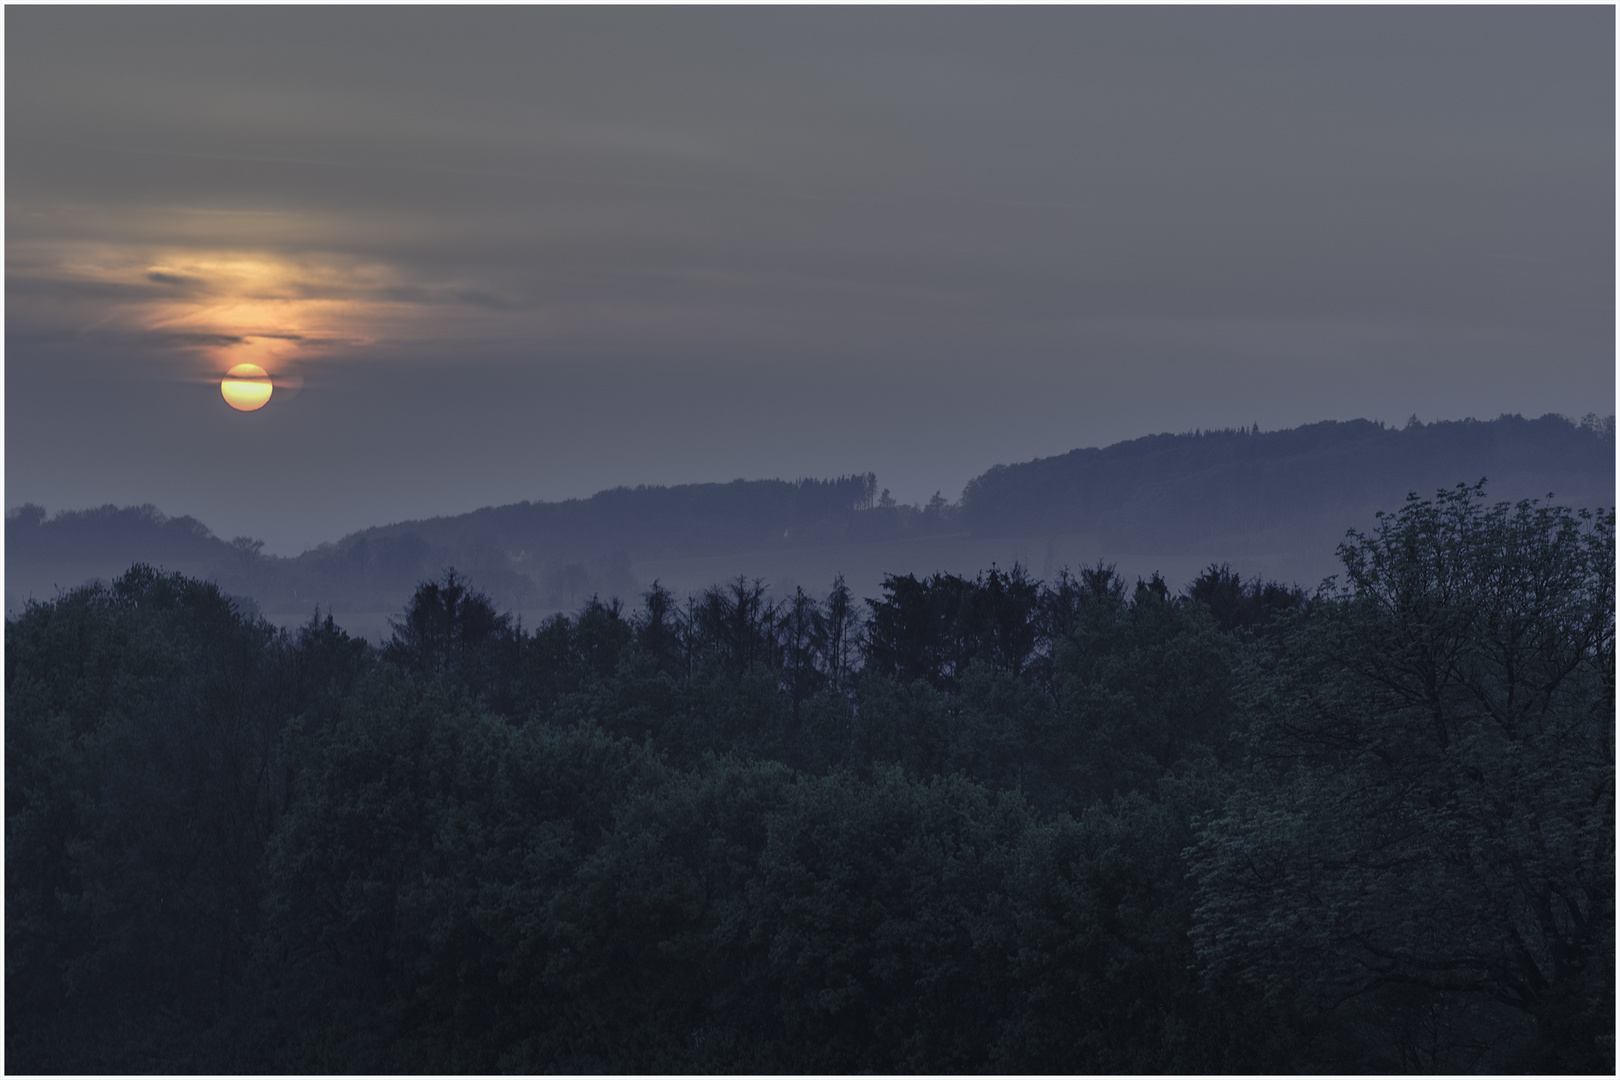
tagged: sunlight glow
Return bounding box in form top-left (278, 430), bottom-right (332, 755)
top-left (8, 235), bottom-right (505, 404)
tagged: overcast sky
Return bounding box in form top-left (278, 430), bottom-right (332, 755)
top-left (7, 6), bottom-right (1613, 554)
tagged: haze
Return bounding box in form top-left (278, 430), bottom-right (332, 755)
top-left (7, 6), bottom-right (1613, 556)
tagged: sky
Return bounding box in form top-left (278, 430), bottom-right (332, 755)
top-left (6, 6), bottom-right (1614, 556)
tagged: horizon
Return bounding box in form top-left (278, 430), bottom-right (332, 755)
top-left (7, 8), bottom-right (1612, 558)
top-left (12, 408), bottom-right (1612, 560)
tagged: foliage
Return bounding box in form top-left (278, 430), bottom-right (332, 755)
top-left (1189, 484), bottom-right (1615, 1071)
top-left (6, 567), bottom-right (295, 1070)
top-left (7, 482), bottom-right (1612, 1072)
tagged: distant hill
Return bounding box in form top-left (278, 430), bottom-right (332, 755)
top-left (960, 413), bottom-right (1615, 556)
top-left (323, 472), bottom-right (957, 570)
top-left (4, 502), bottom-right (249, 566)
top-left (8, 413), bottom-right (1612, 623)
top-left (5, 473), bottom-right (955, 617)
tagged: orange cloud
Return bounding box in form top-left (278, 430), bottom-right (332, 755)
top-left (7, 239), bottom-right (511, 379)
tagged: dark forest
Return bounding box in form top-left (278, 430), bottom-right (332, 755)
top-left (6, 482), bottom-right (1613, 1073)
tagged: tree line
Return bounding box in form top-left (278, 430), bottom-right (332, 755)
top-left (7, 483), bottom-right (1612, 1072)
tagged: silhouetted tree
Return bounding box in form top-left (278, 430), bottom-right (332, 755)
top-left (635, 579), bottom-right (686, 679)
top-left (779, 586), bottom-right (823, 725)
top-left (1186, 562), bottom-right (1308, 640)
top-left (384, 569), bottom-right (519, 711)
top-left (813, 574), bottom-right (862, 695)
top-left (692, 577), bottom-right (778, 675)
top-left (1191, 485), bottom-right (1615, 1072)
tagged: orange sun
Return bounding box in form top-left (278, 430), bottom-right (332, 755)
top-left (220, 362), bottom-right (273, 411)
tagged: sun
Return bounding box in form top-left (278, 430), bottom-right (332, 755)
top-left (220, 362), bottom-right (273, 411)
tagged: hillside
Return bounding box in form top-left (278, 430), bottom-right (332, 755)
top-left (8, 412), bottom-right (1612, 628)
top-left (5, 474), bottom-right (955, 620)
top-left (961, 413), bottom-right (1615, 555)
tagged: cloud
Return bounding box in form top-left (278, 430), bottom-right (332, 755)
top-left (6, 237), bottom-right (521, 377)
top-left (128, 330), bottom-right (249, 349)
top-left (145, 269), bottom-right (208, 289)
top-left (6, 276), bottom-right (173, 301)
top-left (452, 289), bottom-right (514, 312)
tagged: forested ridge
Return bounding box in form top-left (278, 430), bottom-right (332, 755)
top-left (7, 483), bottom-right (1613, 1073)
top-left (961, 412), bottom-right (1615, 549)
top-left (8, 412), bottom-right (1611, 617)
